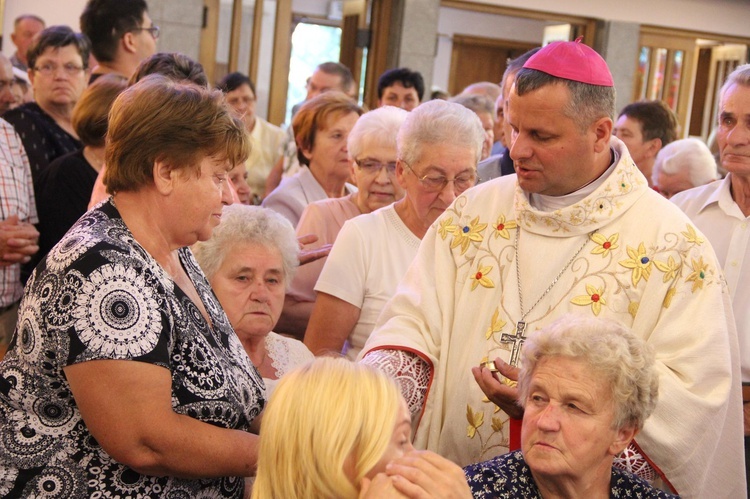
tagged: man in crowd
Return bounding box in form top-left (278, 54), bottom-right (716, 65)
top-left (80, 0), bottom-right (158, 83)
top-left (9, 15), bottom-right (45, 72)
top-left (377, 67), bottom-right (424, 111)
top-left (613, 99), bottom-right (677, 188)
top-left (0, 53), bottom-right (39, 348)
top-left (671, 63), bottom-right (750, 494)
top-left (361, 40), bottom-right (744, 498)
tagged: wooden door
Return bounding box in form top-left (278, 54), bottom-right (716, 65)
top-left (449, 35), bottom-right (536, 94)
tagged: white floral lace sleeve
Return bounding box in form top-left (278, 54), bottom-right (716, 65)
top-left (360, 349), bottom-right (431, 419)
top-left (265, 332), bottom-right (314, 379)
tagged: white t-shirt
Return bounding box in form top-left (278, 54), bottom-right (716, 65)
top-left (315, 204), bottom-right (421, 360)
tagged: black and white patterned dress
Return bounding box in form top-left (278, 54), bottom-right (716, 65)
top-left (464, 450), bottom-right (679, 498)
top-left (0, 200), bottom-right (266, 498)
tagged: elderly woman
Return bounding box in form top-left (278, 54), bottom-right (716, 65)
top-left (467, 315), bottom-right (675, 497)
top-left (193, 204), bottom-right (313, 394)
top-left (450, 93), bottom-right (496, 161)
top-left (277, 106), bottom-right (408, 338)
top-left (253, 357), bottom-right (471, 498)
top-left (0, 75), bottom-right (263, 497)
top-left (304, 100), bottom-right (483, 359)
top-left (652, 137), bottom-right (718, 198)
top-left (34, 74), bottom-right (128, 266)
top-left (262, 91), bottom-right (363, 226)
top-left (4, 25), bottom-right (89, 176)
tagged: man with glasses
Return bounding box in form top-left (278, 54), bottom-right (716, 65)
top-left (80, 0), bottom-right (157, 84)
top-left (3, 25), bottom-right (90, 178)
top-left (360, 40), bottom-right (743, 498)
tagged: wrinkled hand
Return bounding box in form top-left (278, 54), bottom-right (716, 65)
top-left (359, 473), bottom-right (409, 498)
top-left (471, 357), bottom-right (524, 419)
top-left (297, 234), bottom-right (332, 266)
top-left (0, 215), bottom-right (40, 266)
top-left (385, 450), bottom-right (472, 499)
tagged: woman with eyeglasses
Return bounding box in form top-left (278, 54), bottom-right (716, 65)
top-left (3, 25), bottom-right (90, 177)
top-left (276, 106), bottom-right (408, 338)
top-left (304, 99), bottom-right (483, 359)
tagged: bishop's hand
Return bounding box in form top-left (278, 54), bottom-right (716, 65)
top-left (471, 358), bottom-right (524, 420)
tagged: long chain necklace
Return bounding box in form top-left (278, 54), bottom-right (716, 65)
top-left (502, 227), bottom-right (592, 366)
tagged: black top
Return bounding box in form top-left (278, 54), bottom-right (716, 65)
top-left (3, 102), bottom-right (82, 178)
top-left (33, 148), bottom-right (98, 265)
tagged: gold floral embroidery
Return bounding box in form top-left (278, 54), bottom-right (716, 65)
top-left (451, 216), bottom-right (487, 254)
top-left (571, 284), bottom-right (606, 315)
top-left (466, 405), bottom-right (484, 438)
top-left (438, 216), bottom-right (457, 240)
top-left (485, 308), bottom-right (507, 340)
top-left (663, 287), bottom-right (676, 308)
top-left (628, 301), bottom-right (639, 318)
top-left (470, 265), bottom-right (494, 290)
top-left (685, 257), bottom-right (709, 292)
top-left (491, 417), bottom-right (504, 432)
top-left (682, 224), bottom-right (705, 245)
top-left (493, 214), bottom-right (517, 239)
top-left (653, 256), bottom-right (680, 282)
top-left (590, 232), bottom-right (619, 257)
top-left (619, 243), bottom-right (653, 286)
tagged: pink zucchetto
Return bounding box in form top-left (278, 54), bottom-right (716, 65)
top-left (523, 37), bottom-right (614, 87)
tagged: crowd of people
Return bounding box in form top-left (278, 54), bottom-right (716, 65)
top-left (0, 0), bottom-right (747, 497)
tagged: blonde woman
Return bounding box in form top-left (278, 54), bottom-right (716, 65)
top-left (253, 357), bottom-right (470, 498)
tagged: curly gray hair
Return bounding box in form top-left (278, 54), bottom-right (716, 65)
top-left (193, 205), bottom-right (299, 290)
top-left (517, 314), bottom-right (658, 431)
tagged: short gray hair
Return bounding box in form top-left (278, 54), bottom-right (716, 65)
top-left (193, 205), bottom-right (299, 289)
top-left (348, 106), bottom-right (408, 161)
top-left (517, 314), bottom-right (658, 431)
top-left (449, 94), bottom-right (495, 118)
top-left (720, 64), bottom-right (750, 103)
top-left (515, 68), bottom-right (616, 131)
top-left (397, 99), bottom-right (484, 166)
top-left (652, 138), bottom-right (718, 187)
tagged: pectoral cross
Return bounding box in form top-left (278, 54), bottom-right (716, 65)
top-left (500, 321), bottom-right (526, 367)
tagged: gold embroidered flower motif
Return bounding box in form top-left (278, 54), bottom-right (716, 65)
top-left (491, 417), bottom-right (504, 432)
top-left (571, 284), bottom-right (606, 315)
top-left (438, 216), bottom-right (457, 240)
top-left (466, 405), bottom-right (484, 438)
top-left (619, 243), bottom-right (653, 286)
top-left (663, 287), bottom-right (676, 308)
top-left (681, 224), bottom-right (705, 245)
top-left (653, 256), bottom-right (680, 282)
top-left (628, 301), bottom-right (639, 319)
top-left (685, 257), bottom-right (709, 292)
top-left (485, 308), bottom-right (507, 340)
top-left (590, 232), bottom-right (619, 257)
top-left (451, 216), bottom-right (487, 254)
top-left (493, 214), bottom-right (517, 239)
top-left (470, 265), bottom-right (494, 290)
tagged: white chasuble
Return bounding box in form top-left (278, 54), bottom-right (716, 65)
top-left (362, 138), bottom-right (744, 498)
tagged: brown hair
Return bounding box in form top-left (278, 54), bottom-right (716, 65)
top-left (104, 74), bottom-right (250, 193)
top-left (72, 73), bottom-right (127, 147)
top-left (292, 91), bottom-right (362, 166)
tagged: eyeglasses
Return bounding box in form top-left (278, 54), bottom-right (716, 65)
top-left (356, 159), bottom-right (397, 176)
top-left (132, 25), bottom-right (160, 40)
top-left (402, 161), bottom-right (477, 193)
top-left (33, 63), bottom-right (86, 77)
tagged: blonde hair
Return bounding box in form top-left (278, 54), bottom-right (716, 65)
top-left (252, 358), bottom-right (402, 499)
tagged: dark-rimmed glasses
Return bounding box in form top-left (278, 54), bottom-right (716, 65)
top-left (132, 25), bottom-right (160, 40)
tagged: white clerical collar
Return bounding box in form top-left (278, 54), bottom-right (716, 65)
top-left (529, 147), bottom-right (620, 212)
